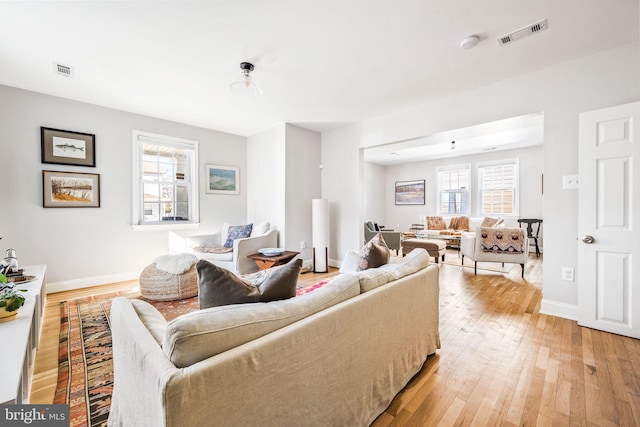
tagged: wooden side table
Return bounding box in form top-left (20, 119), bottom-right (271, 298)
top-left (247, 251), bottom-right (300, 271)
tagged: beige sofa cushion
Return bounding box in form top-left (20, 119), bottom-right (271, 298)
top-left (379, 248), bottom-right (431, 281)
top-left (355, 248), bottom-right (431, 293)
top-left (130, 299), bottom-right (167, 346)
top-left (163, 273), bottom-right (360, 368)
top-left (354, 268), bottom-right (395, 293)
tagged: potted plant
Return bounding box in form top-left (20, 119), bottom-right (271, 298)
top-left (0, 273), bottom-right (27, 322)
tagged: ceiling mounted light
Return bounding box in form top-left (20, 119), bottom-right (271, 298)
top-left (230, 62), bottom-right (263, 96)
top-left (451, 140), bottom-right (456, 150)
top-left (459, 35), bottom-right (479, 49)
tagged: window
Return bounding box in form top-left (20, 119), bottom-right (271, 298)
top-left (132, 131), bottom-right (198, 228)
top-left (437, 165), bottom-right (470, 215)
top-left (477, 160), bottom-right (518, 215)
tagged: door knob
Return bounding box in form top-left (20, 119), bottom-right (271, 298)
top-left (582, 235), bottom-right (595, 244)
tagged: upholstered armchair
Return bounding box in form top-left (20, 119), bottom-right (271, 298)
top-left (461, 227), bottom-right (529, 277)
top-left (363, 221), bottom-right (401, 254)
top-left (186, 222), bottom-right (278, 275)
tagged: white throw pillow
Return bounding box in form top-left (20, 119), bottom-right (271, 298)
top-left (338, 250), bottom-right (360, 274)
top-left (220, 222), bottom-right (232, 246)
top-left (251, 221), bottom-right (270, 237)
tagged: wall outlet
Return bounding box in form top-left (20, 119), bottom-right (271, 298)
top-left (561, 267), bottom-right (574, 282)
top-left (300, 240), bottom-right (306, 249)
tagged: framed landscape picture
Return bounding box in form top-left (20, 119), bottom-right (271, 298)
top-left (205, 164), bottom-right (239, 194)
top-left (41, 127), bottom-right (96, 167)
top-left (43, 170), bottom-right (101, 208)
top-left (395, 179), bottom-right (425, 205)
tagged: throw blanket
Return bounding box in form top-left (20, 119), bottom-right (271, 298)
top-left (480, 227), bottom-right (525, 253)
top-left (153, 253), bottom-right (198, 274)
top-left (192, 245), bottom-right (234, 254)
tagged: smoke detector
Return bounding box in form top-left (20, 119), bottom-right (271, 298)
top-left (497, 18), bottom-right (547, 46)
top-left (53, 62), bottom-right (74, 78)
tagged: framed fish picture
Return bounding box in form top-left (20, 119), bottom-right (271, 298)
top-left (41, 127), bottom-right (96, 167)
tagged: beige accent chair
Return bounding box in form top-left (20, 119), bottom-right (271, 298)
top-left (364, 221), bottom-right (401, 254)
top-left (461, 227), bottom-right (529, 277)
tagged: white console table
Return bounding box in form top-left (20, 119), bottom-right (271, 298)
top-left (0, 265), bottom-right (47, 404)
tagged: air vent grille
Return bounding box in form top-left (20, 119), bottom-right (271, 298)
top-left (497, 18), bottom-right (547, 46)
top-left (53, 63), bottom-right (74, 77)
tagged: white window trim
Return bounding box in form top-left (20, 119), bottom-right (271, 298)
top-left (437, 163), bottom-right (471, 216)
top-left (131, 130), bottom-right (200, 230)
top-left (476, 158), bottom-right (520, 217)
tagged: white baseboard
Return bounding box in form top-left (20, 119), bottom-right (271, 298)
top-left (540, 299), bottom-right (578, 321)
top-left (47, 271), bottom-right (140, 294)
top-left (300, 258), bottom-right (342, 273)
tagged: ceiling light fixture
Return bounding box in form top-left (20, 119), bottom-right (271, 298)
top-left (451, 140), bottom-right (456, 150)
top-left (230, 62), bottom-right (263, 96)
top-left (459, 35), bottom-right (479, 49)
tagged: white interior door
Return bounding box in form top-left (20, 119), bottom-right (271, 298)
top-left (578, 101), bottom-right (640, 338)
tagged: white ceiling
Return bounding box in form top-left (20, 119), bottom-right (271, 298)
top-left (0, 1), bottom-right (637, 137)
top-left (364, 112), bottom-right (544, 166)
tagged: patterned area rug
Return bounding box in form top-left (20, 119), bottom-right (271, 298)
top-left (54, 291), bottom-right (200, 427)
top-left (54, 280), bottom-right (333, 427)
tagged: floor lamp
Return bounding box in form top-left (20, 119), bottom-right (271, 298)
top-left (312, 199), bottom-right (329, 273)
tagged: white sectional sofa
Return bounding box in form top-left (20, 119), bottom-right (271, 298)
top-left (108, 249), bottom-right (440, 427)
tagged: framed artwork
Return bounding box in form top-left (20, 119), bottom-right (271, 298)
top-left (41, 127), bottom-right (96, 167)
top-left (205, 164), bottom-right (239, 195)
top-left (395, 179), bottom-right (425, 205)
top-left (43, 170), bottom-right (101, 208)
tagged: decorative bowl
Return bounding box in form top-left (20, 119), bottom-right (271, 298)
top-left (258, 248), bottom-right (283, 256)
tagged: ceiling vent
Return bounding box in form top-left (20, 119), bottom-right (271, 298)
top-left (53, 62), bottom-right (74, 78)
top-left (497, 18), bottom-right (547, 46)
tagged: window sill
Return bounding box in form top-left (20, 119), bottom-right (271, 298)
top-left (131, 223), bottom-right (200, 232)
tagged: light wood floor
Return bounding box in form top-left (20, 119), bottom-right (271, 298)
top-left (30, 253), bottom-right (640, 426)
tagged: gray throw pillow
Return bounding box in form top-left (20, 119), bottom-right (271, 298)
top-left (197, 258), bottom-right (302, 309)
top-left (255, 258), bottom-right (302, 301)
top-left (197, 260), bottom-right (260, 308)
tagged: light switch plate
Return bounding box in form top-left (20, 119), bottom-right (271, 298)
top-left (562, 175), bottom-right (579, 189)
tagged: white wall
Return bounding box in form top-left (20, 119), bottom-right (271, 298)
top-left (0, 85), bottom-right (247, 289)
top-left (247, 124), bottom-right (286, 242)
top-left (321, 123), bottom-right (364, 263)
top-left (284, 124), bottom-right (321, 261)
top-left (247, 123), bottom-right (321, 261)
top-left (322, 42), bottom-right (640, 319)
top-left (363, 161), bottom-right (386, 227)
top-left (377, 145), bottom-right (544, 232)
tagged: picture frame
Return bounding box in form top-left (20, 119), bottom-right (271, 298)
top-left (395, 179), bottom-right (425, 205)
top-left (205, 164), bottom-right (239, 195)
top-left (43, 170), bottom-right (101, 208)
top-left (41, 127), bottom-right (96, 167)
